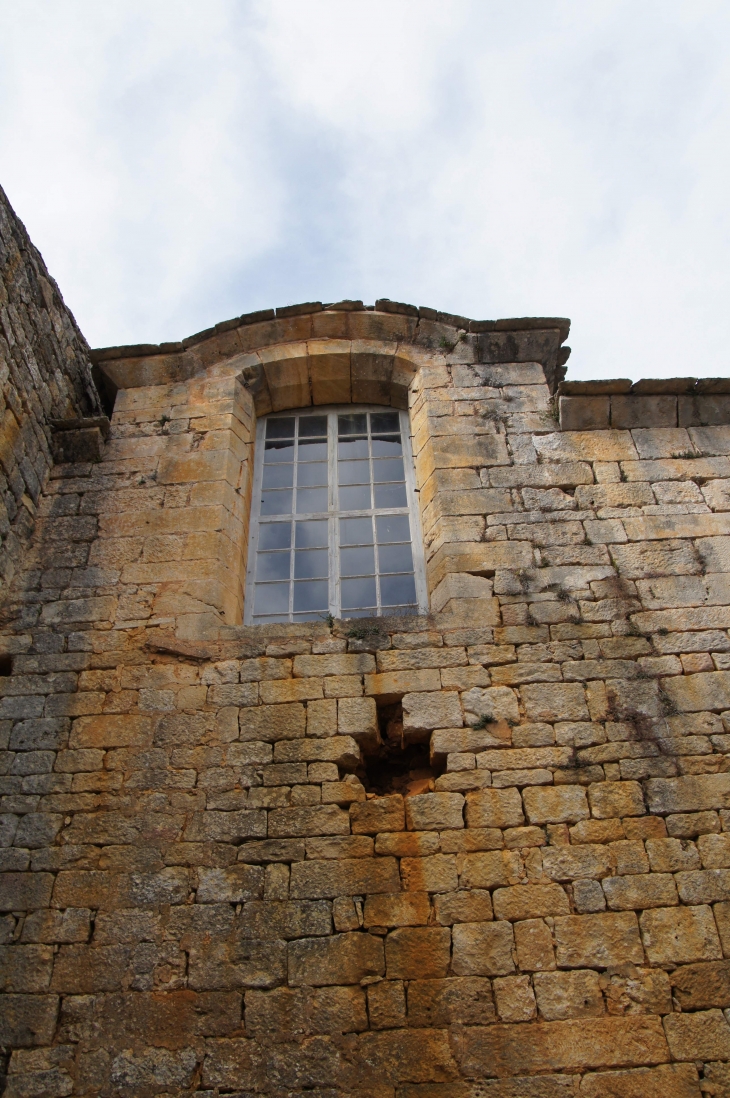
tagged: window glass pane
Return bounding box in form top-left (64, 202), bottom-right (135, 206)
top-left (255, 582), bottom-right (289, 613)
top-left (294, 548), bottom-right (328, 579)
top-left (380, 573), bottom-right (417, 606)
top-left (258, 523), bottom-right (291, 550)
top-left (370, 412), bottom-right (400, 433)
top-left (338, 437), bottom-right (369, 459)
top-left (262, 464), bottom-right (294, 489)
top-left (266, 418), bottom-right (295, 439)
top-left (256, 552), bottom-right (290, 581)
top-left (299, 416), bottom-right (327, 437)
top-left (295, 520), bottom-right (328, 548)
top-left (341, 576), bottom-right (377, 609)
top-left (338, 460), bottom-right (370, 485)
top-left (297, 462), bottom-right (327, 487)
top-left (376, 514), bottom-right (411, 543)
top-left (261, 489), bottom-right (293, 515)
top-left (296, 486), bottom-right (328, 513)
top-left (293, 580), bottom-right (328, 611)
top-left (371, 435), bottom-right (402, 457)
top-left (248, 407), bottom-right (423, 624)
top-left (374, 483), bottom-right (407, 508)
top-left (340, 545), bottom-right (375, 577)
top-left (264, 441), bottom-right (295, 463)
top-left (297, 439), bottom-right (327, 460)
top-left (338, 413), bottom-right (368, 435)
top-left (340, 517), bottom-right (373, 545)
top-left (340, 484), bottom-right (371, 510)
top-left (378, 543), bottom-right (413, 573)
top-left (372, 458), bottom-right (405, 483)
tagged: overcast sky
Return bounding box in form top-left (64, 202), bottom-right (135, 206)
top-left (1, 1), bottom-right (729, 380)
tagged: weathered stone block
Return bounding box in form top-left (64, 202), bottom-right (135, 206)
top-left (402, 690), bottom-right (463, 732)
top-left (401, 854), bottom-right (459, 893)
top-left (367, 979), bottom-right (406, 1030)
top-left (523, 786), bottom-right (589, 825)
top-left (0, 994), bottom-right (59, 1048)
top-left (465, 787), bottom-right (525, 829)
top-left (0, 873), bottom-right (54, 911)
top-left (351, 795), bottom-right (405, 835)
top-left (461, 686), bottom-right (520, 725)
top-left (406, 976), bottom-right (496, 1027)
top-left (640, 904), bottom-right (722, 964)
top-left (196, 864), bottom-right (265, 903)
top-left (433, 889), bottom-right (493, 925)
top-left (588, 781), bottom-right (645, 819)
top-left (675, 868), bottom-right (730, 904)
top-left (267, 805), bottom-right (350, 838)
top-left (288, 932), bottom-right (384, 986)
top-left (579, 1064), bottom-right (700, 1097)
top-left (670, 959), bottom-right (730, 1010)
top-left (645, 775), bottom-right (730, 814)
top-left (514, 918), bottom-right (556, 972)
top-left (521, 682), bottom-right (589, 722)
top-left (542, 844), bottom-right (612, 881)
top-left (451, 1016), bottom-right (669, 1077)
top-left (559, 395), bottom-right (610, 431)
top-left (363, 893), bottom-right (430, 928)
top-left (289, 857), bottom-right (400, 899)
top-left (451, 921), bottom-right (515, 976)
top-left (337, 695), bottom-right (379, 752)
top-left (534, 968), bottom-right (604, 1020)
top-left (663, 1008), bottom-right (730, 1061)
top-left (492, 883), bottom-right (570, 921)
top-left (385, 926), bottom-right (451, 979)
top-left (554, 912), bottom-right (644, 968)
top-left (459, 850), bottom-right (521, 890)
top-left (405, 792), bottom-right (464, 831)
top-left (603, 873), bottom-right (678, 910)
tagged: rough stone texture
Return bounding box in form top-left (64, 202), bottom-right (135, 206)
top-left (5, 193), bottom-right (730, 1092)
top-left (0, 185), bottom-right (102, 596)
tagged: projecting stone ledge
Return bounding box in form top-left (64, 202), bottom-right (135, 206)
top-left (559, 378), bottom-right (730, 430)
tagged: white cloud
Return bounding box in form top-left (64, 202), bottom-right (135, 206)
top-left (1, 0), bottom-right (730, 380)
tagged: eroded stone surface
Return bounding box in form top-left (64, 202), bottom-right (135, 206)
top-left (5, 185), bottom-right (730, 1093)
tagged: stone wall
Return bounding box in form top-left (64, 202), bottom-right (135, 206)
top-left (559, 378), bottom-right (730, 431)
top-left (4, 270), bottom-right (730, 1095)
top-left (0, 186), bottom-right (102, 598)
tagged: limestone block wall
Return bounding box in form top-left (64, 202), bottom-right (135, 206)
top-left (559, 378), bottom-right (730, 432)
top-left (5, 280), bottom-right (730, 1095)
top-left (0, 187), bottom-right (102, 596)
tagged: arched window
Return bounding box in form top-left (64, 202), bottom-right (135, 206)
top-left (244, 406), bottom-right (427, 624)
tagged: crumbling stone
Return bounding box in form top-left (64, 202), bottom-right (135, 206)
top-left (5, 179), bottom-right (730, 1091)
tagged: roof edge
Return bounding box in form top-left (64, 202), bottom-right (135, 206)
top-left (90, 300), bottom-right (571, 363)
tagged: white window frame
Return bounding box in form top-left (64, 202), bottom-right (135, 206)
top-left (244, 404), bottom-right (428, 624)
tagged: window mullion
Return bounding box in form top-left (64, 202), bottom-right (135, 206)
top-left (328, 411), bottom-right (339, 619)
top-left (368, 421), bottom-right (383, 616)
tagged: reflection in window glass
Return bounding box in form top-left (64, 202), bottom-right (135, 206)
top-left (248, 408), bottom-right (424, 623)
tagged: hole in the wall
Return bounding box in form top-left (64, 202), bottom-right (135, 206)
top-left (358, 700), bottom-right (445, 796)
top-left (91, 364), bottom-right (118, 418)
top-left (0, 654), bottom-right (12, 676)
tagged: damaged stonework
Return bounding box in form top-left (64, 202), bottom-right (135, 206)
top-left (0, 185), bottom-right (102, 595)
top-left (4, 183), bottom-right (730, 1097)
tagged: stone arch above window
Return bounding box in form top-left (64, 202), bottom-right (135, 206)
top-left (237, 340), bottom-right (426, 415)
